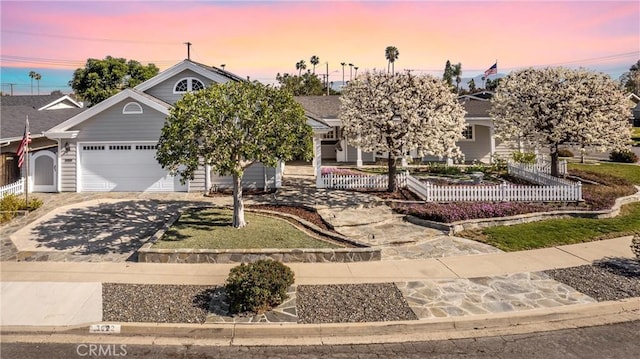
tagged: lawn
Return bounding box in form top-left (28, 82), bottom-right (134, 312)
top-left (569, 162), bottom-right (640, 185)
top-left (632, 127), bottom-right (640, 145)
top-left (461, 202), bottom-right (640, 251)
top-left (153, 208), bottom-right (340, 249)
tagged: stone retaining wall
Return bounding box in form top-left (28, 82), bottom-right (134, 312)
top-left (406, 187), bottom-right (640, 234)
top-left (137, 246), bottom-right (381, 263)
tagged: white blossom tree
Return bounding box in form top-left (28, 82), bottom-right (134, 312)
top-left (339, 71), bottom-right (466, 191)
top-left (491, 67), bottom-right (631, 177)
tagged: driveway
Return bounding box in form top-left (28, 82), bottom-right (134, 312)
top-left (9, 199), bottom-right (183, 262)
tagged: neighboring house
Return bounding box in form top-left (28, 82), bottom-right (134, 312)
top-left (43, 60), bottom-right (294, 193)
top-left (628, 93), bottom-right (640, 127)
top-left (295, 92), bottom-right (523, 165)
top-left (0, 95), bottom-right (85, 187)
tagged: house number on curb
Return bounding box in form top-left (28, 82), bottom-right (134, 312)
top-left (89, 324), bottom-right (121, 334)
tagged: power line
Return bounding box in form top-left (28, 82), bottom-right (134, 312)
top-left (3, 30), bottom-right (176, 46)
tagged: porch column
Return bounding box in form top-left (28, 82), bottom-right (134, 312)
top-left (205, 164), bottom-right (212, 193)
top-left (489, 126), bottom-right (496, 163)
top-left (313, 136), bottom-right (324, 188)
top-left (356, 146), bottom-right (363, 167)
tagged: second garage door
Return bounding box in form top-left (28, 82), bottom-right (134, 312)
top-left (79, 143), bottom-right (187, 192)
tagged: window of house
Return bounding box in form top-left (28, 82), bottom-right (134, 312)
top-left (322, 129), bottom-right (336, 139)
top-left (173, 77), bottom-right (205, 94)
top-left (461, 125), bottom-right (475, 141)
top-left (122, 102), bottom-right (143, 114)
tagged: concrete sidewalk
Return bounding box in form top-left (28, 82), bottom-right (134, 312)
top-left (1, 236), bottom-right (635, 328)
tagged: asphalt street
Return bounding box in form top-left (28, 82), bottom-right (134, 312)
top-left (2, 320), bottom-right (639, 359)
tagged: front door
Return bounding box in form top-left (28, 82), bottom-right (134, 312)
top-left (31, 151), bottom-right (57, 192)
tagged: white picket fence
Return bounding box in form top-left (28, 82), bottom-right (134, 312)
top-left (322, 169), bottom-right (582, 202)
top-left (0, 178), bottom-right (25, 198)
top-left (508, 163), bottom-right (575, 187)
top-left (319, 172), bottom-right (407, 189)
top-left (407, 175), bottom-right (581, 202)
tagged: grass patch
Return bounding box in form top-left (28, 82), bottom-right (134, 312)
top-left (153, 208), bottom-right (340, 249)
top-left (569, 162), bottom-right (640, 185)
top-left (461, 203), bottom-right (640, 251)
top-left (632, 127), bottom-right (639, 145)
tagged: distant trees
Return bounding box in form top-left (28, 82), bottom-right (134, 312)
top-left (491, 67), bottom-right (631, 177)
top-left (310, 56), bottom-right (320, 74)
top-left (69, 56), bottom-right (159, 106)
top-left (339, 71), bottom-right (466, 192)
top-left (295, 60), bottom-right (307, 76)
top-left (619, 60), bottom-right (640, 95)
top-left (276, 72), bottom-right (331, 96)
top-left (385, 46), bottom-right (399, 75)
top-left (28, 71), bottom-right (42, 95)
top-left (442, 61), bottom-right (462, 93)
top-left (467, 78), bottom-right (477, 93)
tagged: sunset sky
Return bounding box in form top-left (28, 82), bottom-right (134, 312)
top-left (1, 0), bottom-right (639, 94)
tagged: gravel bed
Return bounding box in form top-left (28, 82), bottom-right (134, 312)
top-left (103, 283), bottom-right (216, 323)
top-left (545, 259), bottom-right (640, 302)
top-left (296, 283), bottom-right (418, 324)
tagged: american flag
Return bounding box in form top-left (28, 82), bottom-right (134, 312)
top-left (17, 117), bottom-right (31, 168)
top-left (484, 63), bottom-right (498, 77)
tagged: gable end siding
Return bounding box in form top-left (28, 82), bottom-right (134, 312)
top-left (144, 69), bottom-right (231, 105)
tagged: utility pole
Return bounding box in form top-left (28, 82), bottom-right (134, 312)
top-left (184, 42), bottom-right (192, 60)
top-left (326, 62), bottom-right (329, 96)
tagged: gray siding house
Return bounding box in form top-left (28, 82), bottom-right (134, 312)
top-left (44, 60), bottom-right (281, 193)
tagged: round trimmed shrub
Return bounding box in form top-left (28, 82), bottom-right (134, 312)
top-left (225, 259), bottom-right (294, 314)
top-left (609, 149), bottom-right (638, 163)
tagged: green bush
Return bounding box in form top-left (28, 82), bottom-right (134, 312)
top-left (511, 151), bottom-right (537, 164)
top-left (225, 259), bottom-right (294, 314)
top-left (609, 149), bottom-right (638, 163)
top-left (424, 163), bottom-right (462, 176)
top-left (0, 194), bottom-right (43, 223)
top-left (557, 148), bottom-right (574, 157)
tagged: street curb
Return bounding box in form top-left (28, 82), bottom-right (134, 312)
top-left (2, 297), bottom-right (638, 346)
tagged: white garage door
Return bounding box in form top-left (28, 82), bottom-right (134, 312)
top-left (79, 143), bottom-right (187, 192)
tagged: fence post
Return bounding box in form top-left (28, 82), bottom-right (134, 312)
top-left (501, 182), bottom-right (508, 201)
top-left (425, 181), bottom-right (432, 202)
top-left (577, 181), bottom-right (582, 201)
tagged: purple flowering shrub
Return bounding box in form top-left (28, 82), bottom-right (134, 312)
top-left (392, 202), bottom-right (550, 223)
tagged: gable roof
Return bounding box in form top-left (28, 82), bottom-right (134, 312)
top-left (1, 106), bottom-right (86, 141)
top-left (134, 59), bottom-right (245, 92)
top-left (46, 89), bottom-right (171, 134)
top-left (38, 95), bottom-right (83, 110)
top-left (1, 94), bottom-right (77, 109)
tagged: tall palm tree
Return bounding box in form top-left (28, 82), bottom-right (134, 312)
top-left (28, 71), bottom-right (37, 95)
top-left (385, 46), bottom-right (399, 75)
top-left (296, 60), bottom-right (307, 76)
top-left (349, 63), bottom-right (354, 81)
top-left (310, 55), bottom-right (320, 74)
top-left (354, 66), bottom-right (359, 78)
top-left (340, 62), bottom-right (346, 86)
top-left (34, 73), bottom-right (42, 95)
top-left (452, 63), bottom-right (462, 94)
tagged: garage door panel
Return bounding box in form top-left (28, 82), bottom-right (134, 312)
top-left (80, 143), bottom-right (186, 192)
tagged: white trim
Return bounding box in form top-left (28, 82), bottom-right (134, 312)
top-left (46, 89), bottom-right (170, 133)
top-left (38, 95), bottom-right (83, 111)
top-left (57, 140), bottom-right (62, 192)
top-left (122, 102), bottom-right (143, 114)
top-left (43, 131), bottom-right (79, 140)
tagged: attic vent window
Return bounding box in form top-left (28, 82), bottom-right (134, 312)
top-left (122, 102), bottom-right (143, 114)
top-left (174, 77), bottom-right (205, 94)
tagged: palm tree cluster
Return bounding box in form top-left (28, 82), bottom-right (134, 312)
top-left (385, 46), bottom-right (399, 75)
top-left (28, 71), bottom-right (42, 95)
